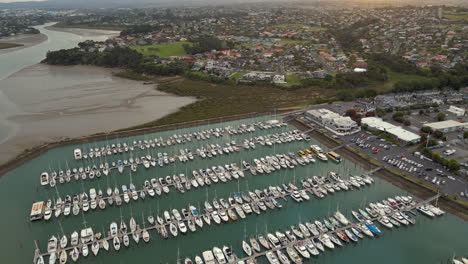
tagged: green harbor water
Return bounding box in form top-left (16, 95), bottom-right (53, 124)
top-left (0, 115), bottom-right (466, 264)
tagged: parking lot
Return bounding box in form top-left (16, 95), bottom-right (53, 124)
top-left (340, 131), bottom-right (468, 201)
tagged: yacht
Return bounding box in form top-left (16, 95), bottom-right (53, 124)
top-left (326, 151), bottom-right (342, 162)
top-left (47, 236), bottom-right (58, 253)
top-left (242, 240), bottom-right (253, 256)
top-left (266, 251), bottom-right (281, 264)
top-left (69, 247), bottom-right (79, 262)
top-left (113, 236), bottom-right (121, 251)
top-left (40, 172), bottom-right (49, 186)
top-left (213, 247), bottom-right (227, 264)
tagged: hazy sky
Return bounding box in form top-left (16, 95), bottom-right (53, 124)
top-left (0, 0), bottom-right (45, 2)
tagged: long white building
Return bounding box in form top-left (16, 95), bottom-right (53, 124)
top-left (361, 117), bottom-right (421, 143)
top-left (305, 109), bottom-right (360, 136)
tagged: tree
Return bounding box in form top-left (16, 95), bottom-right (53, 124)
top-left (433, 130), bottom-right (444, 139)
top-left (436, 112), bottom-right (446, 121)
top-left (336, 90), bottom-right (354, 101)
top-left (464, 131), bottom-right (468, 139)
top-left (447, 159), bottom-right (460, 172)
top-left (376, 108), bottom-right (386, 117)
top-left (403, 120), bottom-right (411, 126)
top-left (421, 126), bottom-right (433, 134)
top-left (419, 109), bottom-right (425, 115)
top-left (345, 109), bottom-right (358, 118)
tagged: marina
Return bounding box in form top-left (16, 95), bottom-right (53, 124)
top-left (0, 115), bottom-right (466, 264)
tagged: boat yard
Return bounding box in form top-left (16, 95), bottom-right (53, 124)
top-left (0, 115), bottom-right (466, 264)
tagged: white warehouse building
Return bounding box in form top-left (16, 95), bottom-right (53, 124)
top-left (361, 117), bottom-right (421, 143)
top-left (447, 106), bottom-right (465, 117)
top-left (305, 109), bottom-right (361, 136)
top-left (424, 120), bottom-right (468, 132)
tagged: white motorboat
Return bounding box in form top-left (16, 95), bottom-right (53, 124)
top-left (81, 243), bottom-right (88, 257)
top-left (47, 236), bottom-right (58, 253)
top-left (113, 237), bottom-right (121, 251)
top-left (142, 229), bottom-right (150, 242)
top-left (213, 247), bottom-right (227, 264)
top-left (69, 247), bottom-right (79, 262)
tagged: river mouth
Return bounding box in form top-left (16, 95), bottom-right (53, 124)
top-left (0, 64), bottom-right (196, 165)
top-left (0, 24), bottom-right (196, 166)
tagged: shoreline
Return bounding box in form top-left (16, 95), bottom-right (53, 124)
top-left (0, 64), bottom-right (195, 166)
top-left (0, 33), bottom-right (47, 55)
top-left (45, 25), bottom-right (120, 37)
top-left (289, 118), bottom-right (468, 221)
top-left (0, 111), bottom-right (271, 177)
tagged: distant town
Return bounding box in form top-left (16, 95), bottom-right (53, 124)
top-left (2, 5), bottom-right (467, 87)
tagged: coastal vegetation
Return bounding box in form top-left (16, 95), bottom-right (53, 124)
top-left (53, 22), bottom-right (124, 31)
top-left (131, 76), bottom-right (327, 128)
top-left (0, 42), bottom-right (23, 49)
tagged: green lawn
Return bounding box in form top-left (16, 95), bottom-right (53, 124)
top-left (276, 74), bottom-right (303, 88)
top-left (304, 27), bottom-right (327, 32)
top-left (380, 70), bottom-right (431, 91)
top-left (280, 38), bottom-right (307, 45)
top-left (0, 42), bottom-right (23, 49)
top-left (132, 41), bottom-right (192, 58)
top-left (274, 24), bottom-right (304, 29)
top-left (229, 72), bottom-right (244, 80)
top-left (444, 13), bottom-right (468, 21)
top-left (52, 22), bottom-right (124, 31)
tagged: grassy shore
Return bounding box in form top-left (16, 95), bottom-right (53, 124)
top-left (0, 42), bottom-right (23, 49)
top-left (113, 70), bottom-right (153, 81)
top-left (130, 76), bottom-right (328, 129)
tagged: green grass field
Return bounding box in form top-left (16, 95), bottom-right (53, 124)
top-left (274, 24), bottom-right (304, 29)
top-left (378, 70), bottom-right (431, 91)
top-left (444, 13), bottom-right (468, 21)
top-left (52, 22), bottom-right (124, 31)
top-left (304, 27), bottom-right (327, 32)
top-left (0, 42), bottom-right (23, 49)
top-left (280, 38), bottom-right (307, 45)
top-left (132, 42), bottom-right (192, 58)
